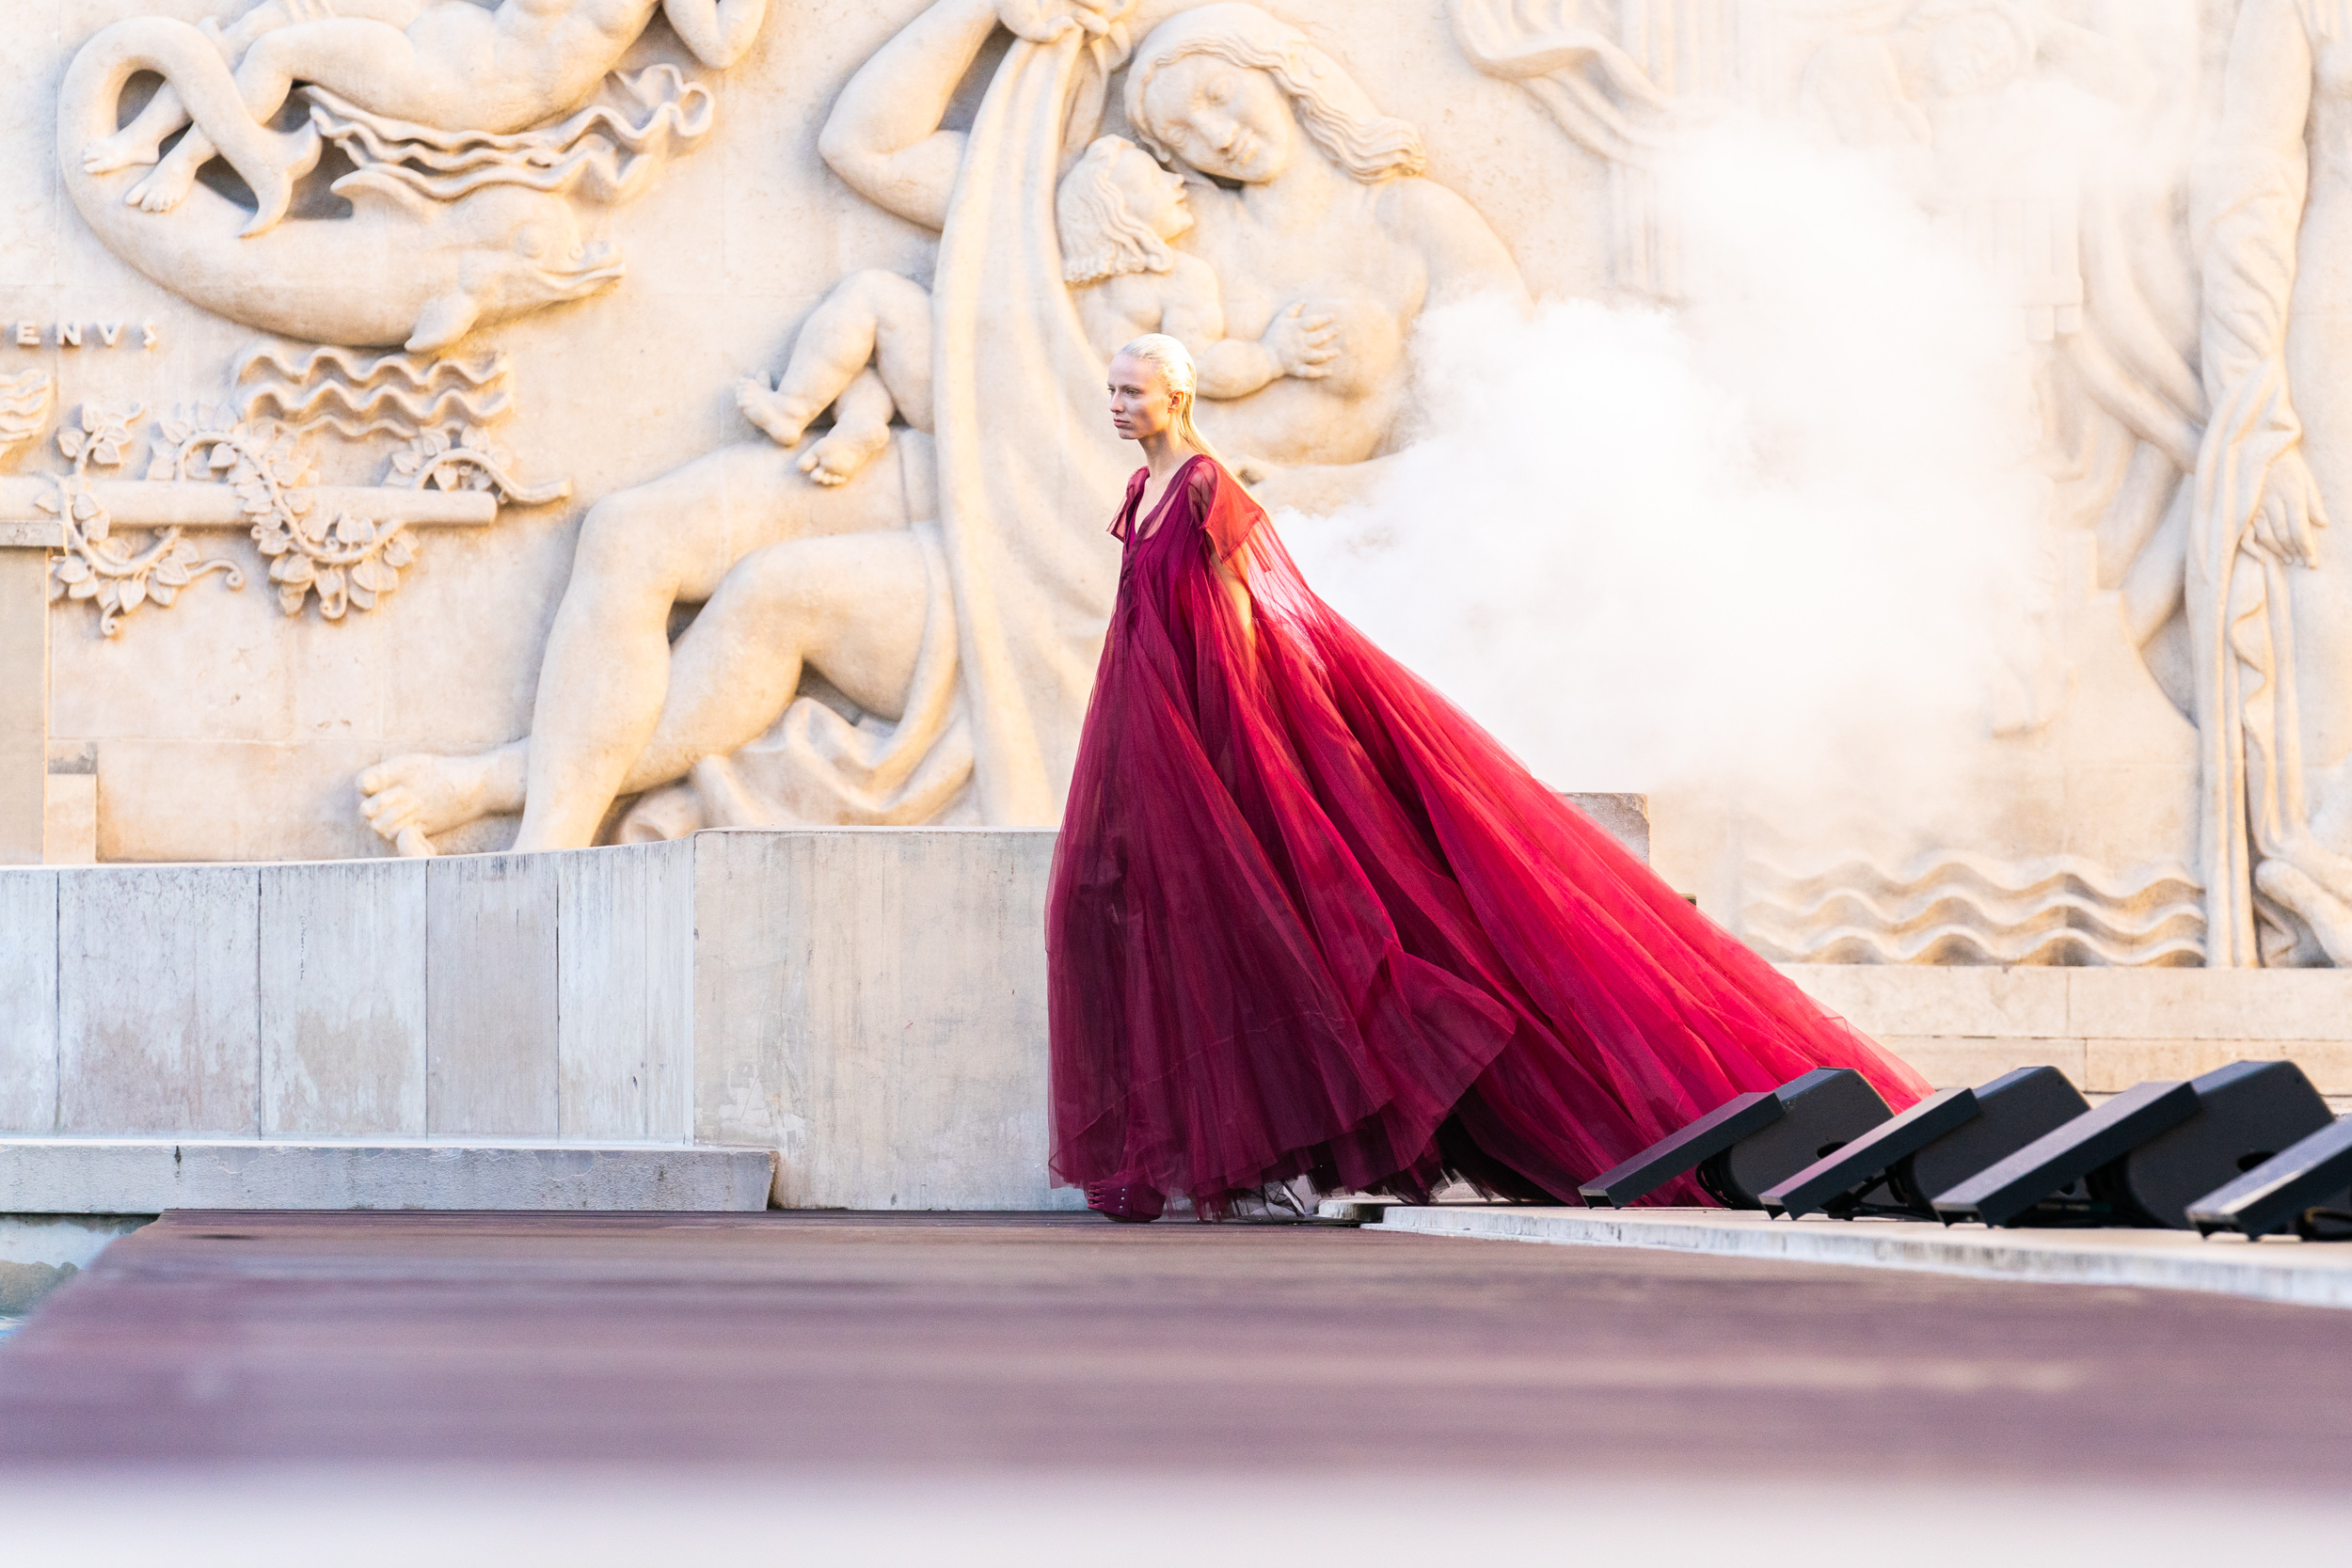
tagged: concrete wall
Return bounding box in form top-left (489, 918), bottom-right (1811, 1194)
top-left (20, 812), bottom-right (2352, 1213)
top-left (691, 831), bottom-right (1066, 1210)
top-left (0, 843), bottom-right (694, 1144)
top-left (0, 829), bottom-right (1067, 1209)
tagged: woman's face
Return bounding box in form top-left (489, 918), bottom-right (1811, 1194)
top-left (1112, 149), bottom-right (1193, 242)
top-left (1138, 56), bottom-right (1298, 184)
top-left (1107, 353), bottom-right (1174, 443)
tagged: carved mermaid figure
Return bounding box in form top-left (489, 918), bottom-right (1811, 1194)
top-left (83, 0), bottom-right (767, 233)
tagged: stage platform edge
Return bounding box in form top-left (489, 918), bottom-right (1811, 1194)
top-left (1337, 1202), bottom-right (2352, 1310)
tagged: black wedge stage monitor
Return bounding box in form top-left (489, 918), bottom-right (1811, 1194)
top-left (1760, 1068), bottom-right (2090, 1220)
top-left (1931, 1080), bottom-right (2197, 1227)
top-left (2110, 1061), bottom-right (2334, 1229)
top-left (1762, 1086), bottom-right (1977, 1218)
top-left (1696, 1068), bottom-right (1893, 1209)
top-left (1931, 1062), bottom-right (2334, 1228)
top-left (1888, 1066), bottom-right (2091, 1214)
top-left (1579, 1069), bottom-right (1892, 1211)
top-left (2186, 1116), bottom-right (2352, 1238)
top-left (1579, 1090), bottom-right (1780, 1210)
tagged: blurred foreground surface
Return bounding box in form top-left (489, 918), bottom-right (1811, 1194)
top-left (2, 1211), bottom-right (2347, 1563)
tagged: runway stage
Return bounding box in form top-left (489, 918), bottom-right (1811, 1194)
top-left (4, 1210), bottom-right (2350, 1486)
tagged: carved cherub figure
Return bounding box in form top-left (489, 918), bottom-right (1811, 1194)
top-left (735, 134), bottom-right (1337, 486)
top-left (85, 0), bottom-right (767, 231)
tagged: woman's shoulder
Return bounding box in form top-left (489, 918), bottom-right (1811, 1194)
top-left (1185, 455), bottom-right (1264, 560)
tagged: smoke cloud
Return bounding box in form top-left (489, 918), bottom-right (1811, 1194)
top-left (1284, 114), bottom-right (2065, 833)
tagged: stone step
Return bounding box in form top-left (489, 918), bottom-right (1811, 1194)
top-left (1343, 1203), bottom-right (2352, 1310)
top-left (0, 1138), bottom-right (775, 1215)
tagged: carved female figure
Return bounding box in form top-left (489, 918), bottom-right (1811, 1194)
top-left (1114, 4), bottom-right (1530, 469)
top-left (2192, 0), bottom-right (2352, 962)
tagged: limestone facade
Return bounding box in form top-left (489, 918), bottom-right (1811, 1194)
top-left (0, 1), bottom-right (2343, 974)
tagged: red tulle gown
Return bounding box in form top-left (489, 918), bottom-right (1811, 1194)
top-left (1047, 454), bottom-right (1929, 1215)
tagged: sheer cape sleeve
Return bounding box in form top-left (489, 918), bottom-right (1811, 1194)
top-left (1195, 459), bottom-right (1264, 562)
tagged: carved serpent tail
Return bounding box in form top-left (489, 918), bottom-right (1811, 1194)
top-left (62, 16), bottom-right (321, 236)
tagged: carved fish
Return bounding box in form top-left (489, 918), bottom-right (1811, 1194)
top-left (59, 17), bottom-right (626, 352)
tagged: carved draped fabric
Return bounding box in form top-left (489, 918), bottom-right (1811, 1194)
top-left (622, 28), bottom-right (1131, 834)
top-left (2192, 0), bottom-right (2346, 963)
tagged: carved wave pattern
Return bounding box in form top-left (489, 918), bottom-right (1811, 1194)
top-left (307, 63), bottom-right (716, 206)
top-left (235, 344), bottom-right (512, 439)
top-left (1741, 853), bottom-right (2205, 967)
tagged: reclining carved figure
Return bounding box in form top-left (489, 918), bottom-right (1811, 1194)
top-left (79, 0), bottom-right (766, 235)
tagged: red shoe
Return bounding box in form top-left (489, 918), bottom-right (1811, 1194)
top-left (1086, 1171), bottom-right (1166, 1223)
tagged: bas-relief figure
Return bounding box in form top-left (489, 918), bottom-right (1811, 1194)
top-left (1728, 0), bottom-right (2218, 965)
top-left (1786, 0), bottom-right (2352, 973)
top-left (82, 0), bottom-right (763, 228)
top-left (2178, 0), bottom-right (2352, 966)
top-left (59, 4), bottom-right (734, 350)
top-left (12, 0), bottom-right (2352, 974)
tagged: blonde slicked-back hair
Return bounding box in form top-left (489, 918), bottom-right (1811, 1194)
top-left (1116, 333), bottom-right (1221, 465)
top-left (1059, 136), bottom-right (1179, 286)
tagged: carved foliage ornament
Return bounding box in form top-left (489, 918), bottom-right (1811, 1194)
top-left (40, 403), bottom-right (564, 633)
top-left (40, 404), bottom-right (243, 635)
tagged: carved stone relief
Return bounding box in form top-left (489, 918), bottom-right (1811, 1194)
top-left (3, 0), bottom-right (2341, 971)
top-left (1725, 0), bottom-right (2216, 968)
top-left (9, 392), bottom-right (564, 632)
top-left (1445, 0), bottom-right (2217, 968)
top-left (58, 7), bottom-right (745, 350)
top-left (353, 0), bottom-right (1541, 857)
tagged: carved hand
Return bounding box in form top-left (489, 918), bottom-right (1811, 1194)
top-left (1263, 304), bottom-right (1340, 380)
top-left (2254, 445), bottom-right (2329, 567)
top-left (993, 0), bottom-right (1126, 44)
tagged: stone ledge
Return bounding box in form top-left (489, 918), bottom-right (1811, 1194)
top-left (0, 1139), bottom-right (776, 1213)
top-left (1780, 963), bottom-right (2352, 1045)
top-left (1351, 1204), bottom-right (2352, 1310)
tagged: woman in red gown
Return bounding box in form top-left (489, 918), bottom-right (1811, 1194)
top-left (1048, 335), bottom-right (1930, 1223)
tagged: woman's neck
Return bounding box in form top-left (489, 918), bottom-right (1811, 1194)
top-left (1138, 430), bottom-right (1196, 484)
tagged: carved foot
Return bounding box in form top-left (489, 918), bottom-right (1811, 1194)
top-left (83, 127), bottom-right (166, 177)
top-left (124, 150), bottom-right (203, 213)
top-left (735, 378), bottom-right (816, 448)
top-left (359, 749), bottom-right (519, 852)
top-left (797, 421), bottom-right (890, 487)
top-left (2255, 857), bottom-right (2352, 965)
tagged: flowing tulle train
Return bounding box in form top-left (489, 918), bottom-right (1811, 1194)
top-left (1047, 456), bottom-right (1929, 1215)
